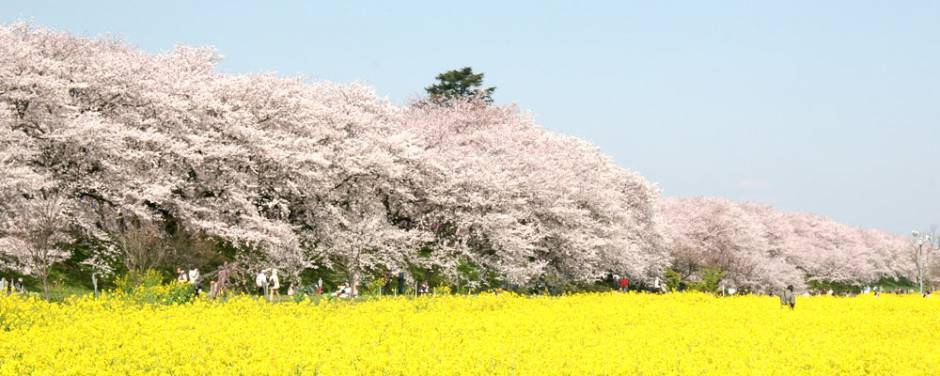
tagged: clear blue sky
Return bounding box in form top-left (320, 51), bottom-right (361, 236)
top-left (4, 1), bottom-right (938, 234)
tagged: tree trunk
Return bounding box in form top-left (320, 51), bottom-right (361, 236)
top-left (350, 268), bottom-right (361, 297)
top-left (42, 274), bottom-right (50, 300)
top-left (917, 245), bottom-right (925, 295)
top-left (92, 273), bottom-right (99, 298)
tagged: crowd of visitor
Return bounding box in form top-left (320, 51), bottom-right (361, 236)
top-left (0, 277), bottom-right (25, 295)
top-left (2, 267), bottom-right (936, 306)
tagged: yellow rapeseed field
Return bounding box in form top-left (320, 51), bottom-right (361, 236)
top-left (1, 292), bottom-right (939, 375)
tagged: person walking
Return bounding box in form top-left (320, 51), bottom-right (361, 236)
top-left (780, 285), bottom-right (796, 309)
top-left (15, 278), bottom-right (25, 294)
top-left (255, 270), bottom-right (268, 297)
top-left (192, 268), bottom-right (204, 295)
top-left (269, 269), bottom-right (281, 300)
top-left (215, 262), bottom-right (230, 297)
top-left (382, 272), bottom-right (392, 296)
top-left (396, 272), bottom-right (405, 296)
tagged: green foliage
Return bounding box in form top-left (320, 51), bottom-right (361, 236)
top-left (425, 67), bottom-right (496, 103)
top-left (113, 270), bottom-right (195, 305)
top-left (407, 264), bottom-right (445, 291)
top-left (871, 276), bottom-right (916, 291)
top-left (662, 267), bottom-right (723, 294)
top-left (363, 277), bottom-right (387, 296)
top-left (299, 267), bottom-right (343, 292)
top-left (664, 268), bottom-right (683, 292)
top-left (454, 258), bottom-right (484, 294)
top-left (805, 277), bottom-right (913, 295)
top-left (806, 279), bottom-right (857, 294)
top-left (42, 284), bottom-right (93, 303)
top-left (114, 269), bottom-right (165, 292)
top-left (292, 290), bottom-right (309, 303)
top-left (456, 258), bottom-right (481, 282)
top-left (688, 268), bottom-right (725, 294)
top-left (56, 241), bottom-right (108, 288)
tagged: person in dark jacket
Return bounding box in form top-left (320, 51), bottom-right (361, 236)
top-left (780, 285), bottom-right (796, 309)
top-left (396, 272), bottom-right (405, 295)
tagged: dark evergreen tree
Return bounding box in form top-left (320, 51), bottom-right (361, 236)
top-left (425, 67), bottom-right (495, 103)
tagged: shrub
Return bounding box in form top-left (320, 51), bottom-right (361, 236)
top-left (113, 270), bottom-right (195, 305)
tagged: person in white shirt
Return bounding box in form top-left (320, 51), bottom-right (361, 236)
top-left (255, 270), bottom-right (268, 297)
top-left (335, 283), bottom-right (352, 298)
top-left (189, 268), bottom-right (203, 296)
top-left (187, 268), bottom-right (200, 284)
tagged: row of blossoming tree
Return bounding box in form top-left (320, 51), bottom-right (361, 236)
top-left (0, 24), bottom-right (919, 298)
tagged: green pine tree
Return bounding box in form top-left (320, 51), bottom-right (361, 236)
top-left (425, 67), bottom-right (496, 104)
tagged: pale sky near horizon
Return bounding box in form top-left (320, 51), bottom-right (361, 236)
top-left (3, 1), bottom-right (938, 234)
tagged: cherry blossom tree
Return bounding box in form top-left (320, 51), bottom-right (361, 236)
top-left (657, 197), bottom-right (792, 292)
top-left (0, 195), bottom-right (73, 299)
top-left (0, 22), bottom-right (914, 295)
top-left (1, 23), bottom-right (442, 290)
top-left (659, 197), bottom-right (911, 292)
top-left (403, 99), bottom-right (665, 288)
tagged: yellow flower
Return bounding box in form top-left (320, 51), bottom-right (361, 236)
top-left (1, 292), bottom-right (938, 375)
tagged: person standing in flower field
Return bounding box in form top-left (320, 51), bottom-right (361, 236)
top-left (780, 285), bottom-right (796, 309)
top-left (269, 269), bottom-right (280, 300)
top-left (14, 278), bottom-right (25, 294)
top-left (255, 270), bottom-right (268, 297)
top-left (653, 276), bottom-right (668, 293)
top-left (418, 281), bottom-right (430, 295)
top-left (618, 276), bottom-right (629, 292)
top-left (187, 268), bottom-right (199, 285)
top-left (186, 268), bottom-right (202, 296)
top-left (211, 262), bottom-right (230, 298)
